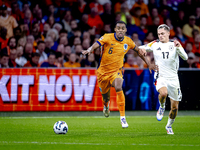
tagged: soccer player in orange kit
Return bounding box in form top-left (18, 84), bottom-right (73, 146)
top-left (82, 21), bottom-right (157, 128)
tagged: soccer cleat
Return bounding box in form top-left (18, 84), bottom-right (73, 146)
top-left (156, 106), bottom-right (165, 121)
top-left (103, 105), bottom-right (110, 117)
top-left (121, 118), bottom-right (128, 128)
top-left (165, 126), bottom-right (174, 134)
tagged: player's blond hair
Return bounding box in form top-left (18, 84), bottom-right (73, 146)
top-left (157, 24), bottom-right (170, 32)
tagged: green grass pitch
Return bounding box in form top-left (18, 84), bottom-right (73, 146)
top-left (0, 111), bottom-right (200, 150)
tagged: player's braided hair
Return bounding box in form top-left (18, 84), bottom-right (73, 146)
top-left (157, 24), bottom-right (170, 32)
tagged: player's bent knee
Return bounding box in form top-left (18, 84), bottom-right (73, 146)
top-left (171, 105), bottom-right (179, 111)
top-left (171, 100), bottom-right (179, 110)
top-left (159, 91), bottom-right (168, 98)
top-left (115, 87), bottom-right (122, 92)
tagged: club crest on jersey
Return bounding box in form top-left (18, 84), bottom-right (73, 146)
top-left (124, 44), bottom-right (128, 51)
top-left (169, 45), bottom-right (174, 51)
top-left (100, 36), bottom-right (103, 40)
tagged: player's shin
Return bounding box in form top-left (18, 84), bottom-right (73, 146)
top-left (102, 98), bottom-right (109, 107)
top-left (116, 90), bottom-right (125, 117)
top-left (102, 91), bottom-right (110, 117)
top-left (157, 93), bottom-right (166, 121)
top-left (159, 101), bottom-right (165, 108)
top-left (117, 90), bottom-right (128, 128)
top-left (158, 87), bottom-right (167, 108)
top-left (102, 90), bottom-right (110, 107)
top-left (167, 108), bottom-right (178, 127)
top-left (158, 95), bottom-right (166, 108)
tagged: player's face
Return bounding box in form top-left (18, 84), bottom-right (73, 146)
top-left (114, 23), bottom-right (127, 40)
top-left (157, 28), bottom-right (170, 43)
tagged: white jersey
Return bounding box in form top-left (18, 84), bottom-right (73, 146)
top-left (139, 40), bottom-right (188, 79)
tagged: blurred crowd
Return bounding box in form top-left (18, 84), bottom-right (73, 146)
top-left (0, 0), bottom-right (200, 69)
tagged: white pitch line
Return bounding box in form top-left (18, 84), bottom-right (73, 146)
top-left (0, 141), bottom-right (110, 145)
top-left (1, 116), bottom-right (200, 119)
top-left (0, 116), bottom-right (155, 119)
top-left (131, 143), bottom-right (200, 147)
top-left (0, 141), bottom-right (199, 147)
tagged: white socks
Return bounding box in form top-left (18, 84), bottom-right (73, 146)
top-left (166, 117), bottom-right (175, 127)
top-left (120, 116), bottom-right (125, 120)
top-left (159, 101), bottom-right (165, 108)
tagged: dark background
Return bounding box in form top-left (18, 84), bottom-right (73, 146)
top-left (123, 69), bottom-right (200, 110)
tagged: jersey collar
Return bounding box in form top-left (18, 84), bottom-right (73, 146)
top-left (114, 33), bottom-right (124, 42)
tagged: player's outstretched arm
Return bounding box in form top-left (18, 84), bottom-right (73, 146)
top-left (134, 46), bottom-right (147, 57)
top-left (174, 40), bottom-right (188, 60)
top-left (82, 42), bottom-right (100, 56)
top-left (135, 46), bottom-right (158, 74)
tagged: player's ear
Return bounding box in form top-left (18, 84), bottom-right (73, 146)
top-left (167, 31), bottom-right (170, 36)
top-left (114, 27), bottom-right (117, 32)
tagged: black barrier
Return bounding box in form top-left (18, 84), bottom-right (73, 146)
top-left (178, 69), bottom-right (200, 110)
top-left (123, 69), bottom-right (200, 110)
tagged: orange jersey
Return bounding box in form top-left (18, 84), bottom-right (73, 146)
top-left (96, 33), bottom-right (136, 75)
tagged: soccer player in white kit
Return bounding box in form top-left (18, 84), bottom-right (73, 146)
top-left (139, 24), bottom-right (188, 134)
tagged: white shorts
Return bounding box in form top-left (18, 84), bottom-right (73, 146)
top-left (154, 77), bottom-right (182, 101)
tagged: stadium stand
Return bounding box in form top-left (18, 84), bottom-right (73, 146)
top-left (0, 0), bottom-right (200, 68)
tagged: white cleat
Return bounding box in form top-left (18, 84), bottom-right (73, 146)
top-left (121, 118), bottom-right (128, 128)
top-left (156, 106), bottom-right (165, 121)
top-left (166, 126), bottom-right (174, 134)
top-left (103, 105), bottom-right (110, 117)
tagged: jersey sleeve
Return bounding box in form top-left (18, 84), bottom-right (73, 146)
top-left (139, 41), bottom-right (155, 52)
top-left (176, 45), bottom-right (188, 60)
top-left (96, 34), bottom-right (108, 46)
top-left (128, 38), bottom-right (136, 50)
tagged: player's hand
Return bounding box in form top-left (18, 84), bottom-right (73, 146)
top-left (82, 48), bottom-right (92, 55)
top-left (174, 40), bottom-right (180, 47)
top-left (138, 48), bottom-right (147, 56)
top-left (148, 64), bottom-right (159, 74)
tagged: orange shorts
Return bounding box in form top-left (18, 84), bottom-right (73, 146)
top-left (97, 68), bottom-right (123, 94)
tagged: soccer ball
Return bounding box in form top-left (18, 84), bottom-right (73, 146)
top-left (53, 121), bottom-right (68, 134)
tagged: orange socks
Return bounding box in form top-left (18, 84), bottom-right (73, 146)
top-left (116, 90), bottom-right (125, 116)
